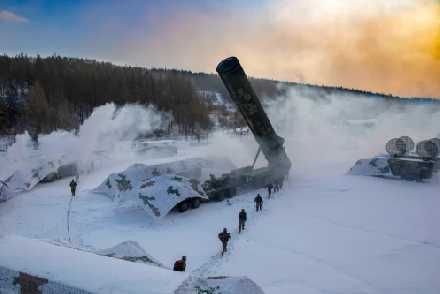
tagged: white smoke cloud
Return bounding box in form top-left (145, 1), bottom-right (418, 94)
top-left (75, 103), bottom-right (166, 163)
top-left (2, 93), bottom-right (439, 183)
top-left (265, 87), bottom-right (440, 175)
top-left (1, 103), bottom-right (168, 177)
top-left (186, 86), bottom-right (440, 179)
top-left (195, 131), bottom-right (259, 168)
top-left (171, 86), bottom-right (440, 179)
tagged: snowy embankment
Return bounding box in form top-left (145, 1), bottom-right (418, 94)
top-left (0, 235), bottom-right (188, 294)
top-left (1, 94), bottom-right (440, 293)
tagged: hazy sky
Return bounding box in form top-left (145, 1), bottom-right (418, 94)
top-left (1, 0), bottom-right (440, 98)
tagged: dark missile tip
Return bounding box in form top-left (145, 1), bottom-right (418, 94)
top-left (216, 56), bottom-right (241, 74)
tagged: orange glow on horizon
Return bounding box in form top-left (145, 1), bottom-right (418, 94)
top-left (123, 0), bottom-right (440, 98)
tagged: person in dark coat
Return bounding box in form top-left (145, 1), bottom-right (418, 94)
top-left (218, 228), bottom-right (231, 256)
top-left (238, 209), bottom-right (247, 233)
top-left (69, 179), bottom-right (77, 197)
top-left (277, 180), bottom-right (281, 192)
top-left (173, 256), bottom-right (186, 271)
top-left (254, 194), bottom-right (263, 212)
top-left (267, 183), bottom-right (273, 198)
top-left (276, 178), bottom-right (284, 191)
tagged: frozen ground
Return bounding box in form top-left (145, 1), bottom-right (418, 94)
top-left (1, 99), bottom-right (440, 293)
top-left (0, 150), bottom-right (439, 293)
top-left (212, 172), bottom-right (440, 294)
top-left (0, 235), bottom-right (187, 294)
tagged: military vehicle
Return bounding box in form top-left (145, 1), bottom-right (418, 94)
top-left (349, 136), bottom-right (440, 181)
top-left (94, 57), bottom-right (292, 217)
top-left (203, 57), bottom-right (291, 201)
top-left (0, 158), bottom-right (78, 202)
top-left (94, 158), bottom-right (227, 217)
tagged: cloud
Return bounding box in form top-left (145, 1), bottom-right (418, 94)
top-left (118, 0), bottom-right (440, 98)
top-left (0, 10), bottom-right (29, 23)
top-left (265, 85), bottom-right (440, 175)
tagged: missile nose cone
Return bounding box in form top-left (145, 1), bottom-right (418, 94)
top-left (216, 57), bottom-right (241, 74)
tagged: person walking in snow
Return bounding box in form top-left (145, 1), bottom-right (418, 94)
top-left (69, 179), bottom-right (77, 197)
top-left (267, 183), bottom-right (273, 199)
top-left (239, 209), bottom-right (247, 233)
top-left (173, 256), bottom-right (186, 271)
top-left (254, 193), bottom-right (263, 212)
top-left (276, 178), bottom-right (283, 192)
top-left (279, 177), bottom-right (285, 191)
top-left (218, 228), bottom-right (231, 256)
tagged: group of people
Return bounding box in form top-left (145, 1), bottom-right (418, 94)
top-left (218, 180), bottom-right (284, 257)
top-left (266, 180), bottom-right (283, 199)
top-left (217, 193), bottom-right (262, 257)
top-left (174, 180), bottom-right (284, 271)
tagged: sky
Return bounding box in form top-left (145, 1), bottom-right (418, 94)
top-left (1, 0), bottom-right (440, 98)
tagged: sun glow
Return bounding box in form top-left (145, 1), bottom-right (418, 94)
top-left (120, 0), bottom-right (440, 97)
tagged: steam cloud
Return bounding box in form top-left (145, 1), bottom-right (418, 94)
top-left (193, 87), bottom-right (440, 177)
top-left (1, 92), bottom-right (439, 182)
top-left (267, 87), bottom-right (440, 175)
top-left (1, 104), bottom-right (167, 178)
top-left (177, 87), bottom-right (440, 179)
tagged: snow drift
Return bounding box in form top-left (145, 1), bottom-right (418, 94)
top-left (0, 235), bottom-right (187, 294)
top-left (96, 240), bottom-right (165, 267)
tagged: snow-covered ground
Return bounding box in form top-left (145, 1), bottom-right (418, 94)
top-left (0, 235), bottom-right (188, 294)
top-left (213, 172), bottom-right (440, 294)
top-left (1, 148), bottom-right (439, 293)
top-left (1, 97), bottom-right (440, 293)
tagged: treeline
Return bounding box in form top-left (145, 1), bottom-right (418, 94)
top-left (3, 54), bottom-right (433, 138)
top-left (174, 70), bottom-right (285, 101)
top-left (0, 54), bottom-right (210, 136)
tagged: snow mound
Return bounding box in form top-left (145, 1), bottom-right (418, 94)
top-left (0, 235), bottom-right (187, 294)
top-left (97, 240), bottom-right (147, 257)
top-left (93, 164), bottom-right (208, 219)
top-left (96, 241), bottom-right (164, 267)
top-left (175, 276), bottom-right (265, 294)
